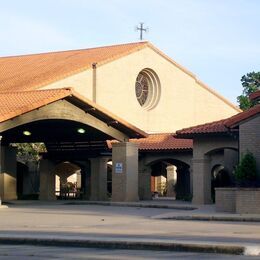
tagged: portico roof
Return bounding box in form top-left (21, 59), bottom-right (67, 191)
top-left (0, 87), bottom-right (147, 139)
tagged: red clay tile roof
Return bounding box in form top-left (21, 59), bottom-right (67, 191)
top-left (0, 41), bottom-right (241, 112)
top-left (0, 42), bottom-right (148, 92)
top-left (107, 133), bottom-right (193, 151)
top-left (176, 104), bottom-right (260, 137)
top-left (0, 88), bottom-right (147, 138)
top-left (176, 119), bottom-right (230, 137)
top-left (249, 90), bottom-right (260, 101)
top-left (226, 104), bottom-right (260, 128)
top-left (0, 88), bottom-right (71, 122)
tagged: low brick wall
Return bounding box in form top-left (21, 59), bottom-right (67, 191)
top-left (236, 188), bottom-right (260, 214)
top-left (216, 188), bottom-right (260, 214)
top-left (215, 188), bottom-right (236, 213)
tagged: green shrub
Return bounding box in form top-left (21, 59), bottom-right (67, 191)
top-left (234, 152), bottom-right (257, 186)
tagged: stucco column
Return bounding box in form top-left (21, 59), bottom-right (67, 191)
top-left (39, 159), bottom-right (56, 200)
top-left (192, 157), bottom-right (212, 204)
top-left (0, 144), bottom-right (17, 201)
top-left (166, 165), bottom-right (177, 197)
top-left (90, 157), bottom-right (109, 201)
top-left (112, 142), bottom-right (139, 202)
top-left (138, 164), bottom-right (152, 200)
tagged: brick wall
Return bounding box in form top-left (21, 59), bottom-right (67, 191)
top-left (236, 189), bottom-right (260, 214)
top-left (216, 188), bottom-right (260, 214)
top-left (239, 115), bottom-right (260, 175)
top-left (215, 188), bottom-right (236, 213)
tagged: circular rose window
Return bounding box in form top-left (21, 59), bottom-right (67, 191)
top-left (135, 69), bottom-right (161, 110)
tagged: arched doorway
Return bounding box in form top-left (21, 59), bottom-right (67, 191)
top-left (211, 164), bottom-right (231, 202)
top-left (54, 161), bottom-right (82, 199)
top-left (205, 147), bottom-right (238, 203)
top-left (148, 158), bottom-right (191, 201)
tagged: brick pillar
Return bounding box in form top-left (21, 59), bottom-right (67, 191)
top-left (0, 144), bottom-right (17, 201)
top-left (192, 157), bottom-right (212, 204)
top-left (112, 142), bottom-right (139, 202)
top-left (139, 164), bottom-right (152, 200)
top-left (90, 157), bottom-right (109, 201)
top-left (39, 159), bottom-right (56, 200)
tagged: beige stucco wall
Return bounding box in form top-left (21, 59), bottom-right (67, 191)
top-left (39, 46), bottom-right (239, 133)
top-left (40, 69), bottom-right (93, 100)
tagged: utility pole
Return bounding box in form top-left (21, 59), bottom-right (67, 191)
top-left (136, 22), bottom-right (148, 41)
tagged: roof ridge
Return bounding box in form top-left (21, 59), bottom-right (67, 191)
top-left (0, 41), bottom-right (148, 59)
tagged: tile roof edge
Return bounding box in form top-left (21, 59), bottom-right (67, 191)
top-left (0, 88), bottom-right (72, 123)
top-left (225, 104), bottom-right (260, 128)
top-left (175, 118), bottom-right (230, 137)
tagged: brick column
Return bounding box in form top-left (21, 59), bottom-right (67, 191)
top-left (39, 159), bottom-right (56, 200)
top-left (192, 157), bottom-right (212, 204)
top-left (112, 142), bottom-right (139, 202)
top-left (139, 164), bottom-right (152, 200)
top-left (90, 157), bottom-right (109, 201)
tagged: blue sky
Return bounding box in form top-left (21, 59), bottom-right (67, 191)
top-left (1, 0), bottom-right (259, 104)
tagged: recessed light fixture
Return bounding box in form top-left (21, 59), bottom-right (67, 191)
top-left (23, 130), bottom-right (31, 136)
top-left (77, 128), bottom-right (86, 134)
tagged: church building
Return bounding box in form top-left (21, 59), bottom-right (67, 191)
top-left (0, 41), bottom-right (244, 204)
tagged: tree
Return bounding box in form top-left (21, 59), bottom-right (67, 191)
top-left (234, 151), bottom-right (257, 187)
top-left (12, 143), bottom-right (46, 163)
top-left (237, 71), bottom-right (260, 110)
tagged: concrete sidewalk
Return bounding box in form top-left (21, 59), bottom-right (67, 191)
top-left (5, 199), bottom-right (260, 222)
top-left (1, 200), bottom-right (260, 256)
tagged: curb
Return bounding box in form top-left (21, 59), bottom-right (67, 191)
top-left (156, 215), bottom-right (260, 222)
top-left (64, 201), bottom-right (196, 211)
top-left (0, 237), bottom-right (245, 255)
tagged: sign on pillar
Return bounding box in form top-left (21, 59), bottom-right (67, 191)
top-left (115, 162), bottom-right (123, 174)
top-left (112, 142), bottom-right (139, 202)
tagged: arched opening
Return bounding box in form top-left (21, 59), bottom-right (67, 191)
top-left (211, 164), bottom-right (231, 202)
top-left (54, 161), bottom-right (82, 199)
top-left (148, 158), bottom-right (191, 201)
top-left (206, 147), bottom-right (238, 203)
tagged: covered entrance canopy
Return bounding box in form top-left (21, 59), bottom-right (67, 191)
top-left (0, 88), bottom-right (147, 201)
